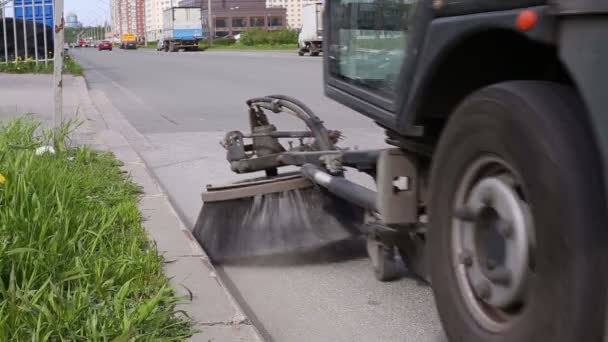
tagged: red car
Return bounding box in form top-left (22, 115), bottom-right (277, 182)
top-left (98, 41), bottom-right (112, 51)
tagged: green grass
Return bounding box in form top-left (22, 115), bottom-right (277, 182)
top-left (202, 43), bottom-right (297, 51)
top-left (0, 118), bottom-right (192, 340)
top-left (64, 55), bottom-right (84, 76)
top-left (142, 41), bottom-right (296, 51)
top-left (140, 42), bottom-right (157, 49)
top-left (0, 55), bottom-right (84, 76)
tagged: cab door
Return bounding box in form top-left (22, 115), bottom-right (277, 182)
top-left (324, 0), bottom-right (426, 131)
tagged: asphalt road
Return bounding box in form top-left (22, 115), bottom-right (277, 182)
top-left (72, 48), bottom-right (447, 342)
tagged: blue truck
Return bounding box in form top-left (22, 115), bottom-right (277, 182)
top-left (160, 7), bottom-right (203, 52)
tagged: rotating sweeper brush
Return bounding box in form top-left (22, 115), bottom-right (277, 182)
top-left (193, 95), bottom-right (366, 262)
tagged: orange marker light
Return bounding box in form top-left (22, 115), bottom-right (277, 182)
top-left (516, 10), bottom-right (538, 31)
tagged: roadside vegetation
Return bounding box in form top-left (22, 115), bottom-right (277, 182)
top-left (0, 54), bottom-right (83, 76)
top-left (201, 42), bottom-right (297, 51)
top-left (143, 41), bottom-right (159, 49)
top-left (0, 119), bottom-right (192, 340)
top-left (145, 28), bottom-right (298, 51)
top-left (239, 28), bottom-right (297, 46)
top-left (202, 29), bottom-right (298, 50)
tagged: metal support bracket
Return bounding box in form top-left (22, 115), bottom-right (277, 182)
top-left (376, 148), bottom-right (419, 225)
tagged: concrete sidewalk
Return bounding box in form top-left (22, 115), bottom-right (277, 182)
top-left (0, 74), bottom-right (84, 125)
top-left (0, 74), bottom-right (261, 342)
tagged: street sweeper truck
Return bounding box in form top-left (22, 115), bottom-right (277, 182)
top-left (193, 1), bottom-right (608, 341)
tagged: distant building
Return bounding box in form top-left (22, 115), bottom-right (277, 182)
top-left (145, 0), bottom-right (173, 42)
top-left (266, 0), bottom-right (319, 29)
top-left (66, 12), bottom-right (82, 28)
top-left (111, 0), bottom-right (146, 40)
top-left (177, 0), bottom-right (286, 38)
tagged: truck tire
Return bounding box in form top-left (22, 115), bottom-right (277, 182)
top-left (428, 81), bottom-right (608, 342)
top-left (309, 43), bottom-right (319, 56)
top-left (309, 42), bottom-right (320, 56)
top-left (169, 42), bottom-right (177, 52)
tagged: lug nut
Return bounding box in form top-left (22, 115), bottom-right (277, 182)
top-left (474, 280), bottom-right (492, 300)
top-left (458, 251), bottom-right (473, 267)
top-left (454, 206), bottom-right (477, 222)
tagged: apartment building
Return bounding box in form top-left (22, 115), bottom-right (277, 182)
top-left (111, 0), bottom-right (146, 40)
top-left (145, 0), bottom-right (173, 42)
top-left (266, 0), bottom-right (318, 29)
top-left (177, 0), bottom-right (286, 38)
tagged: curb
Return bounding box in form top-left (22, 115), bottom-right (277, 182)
top-left (75, 76), bottom-right (263, 341)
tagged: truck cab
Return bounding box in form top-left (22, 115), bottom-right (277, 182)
top-left (322, 1), bottom-right (608, 341)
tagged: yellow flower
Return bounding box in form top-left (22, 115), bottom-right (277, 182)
top-left (0, 173), bottom-right (5, 185)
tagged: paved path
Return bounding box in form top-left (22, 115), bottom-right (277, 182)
top-left (71, 48), bottom-right (447, 342)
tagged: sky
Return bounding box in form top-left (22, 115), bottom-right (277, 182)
top-left (65, 0), bottom-right (111, 26)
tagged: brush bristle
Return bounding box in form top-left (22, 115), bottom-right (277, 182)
top-left (192, 186), bottom-right (363, 262)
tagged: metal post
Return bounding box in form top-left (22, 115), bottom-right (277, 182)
top-left (53, 0), bottom-right (64, 138)
top-left (33, 1), bottom-right (39, 64)
top-left (21, 0), bottom-right (27, 60)
top-left (42, 0), bottom-right (48, 65)
top-left (12, 2), bottom-right (17, 61)
top-left (207, 0), bottom-right (212, 47)
top-left (2, 6), bottom-right (8, 64)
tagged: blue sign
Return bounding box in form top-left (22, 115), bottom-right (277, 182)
top-left (14, 0), bottom-right (54, 28)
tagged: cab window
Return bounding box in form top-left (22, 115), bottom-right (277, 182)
top-left (328, 0), bottom-right (418, 99)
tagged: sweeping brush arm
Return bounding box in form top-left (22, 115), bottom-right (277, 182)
top-left (246, 96), bottom-right (334, 151)
top-left (301, 164), bottom-right (377, 212)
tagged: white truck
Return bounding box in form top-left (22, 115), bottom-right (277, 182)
top-left (160, 7), bottom-right (204, 52)
top-left (298, 2), bottom-right (323, 56)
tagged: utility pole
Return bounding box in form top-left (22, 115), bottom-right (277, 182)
top-left (53, 0), bottom-right (65, 142)
top-left (207, 0), bottom-right (213, 47)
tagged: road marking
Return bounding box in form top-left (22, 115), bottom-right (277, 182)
top-left (160, 113), bottom-right (179, 125)
top-left (87, 67), bottom-right (154, 112)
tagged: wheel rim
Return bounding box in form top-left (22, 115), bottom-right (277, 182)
top-left (451, 155), bottom-right (535, 332)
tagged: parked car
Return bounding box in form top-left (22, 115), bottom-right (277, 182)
top-left (156, 37), bottom-right (165, 51)
top-left (98, 41), bottom-right (112, 51)
top-left (119, 41), bottom-right (137, 50)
